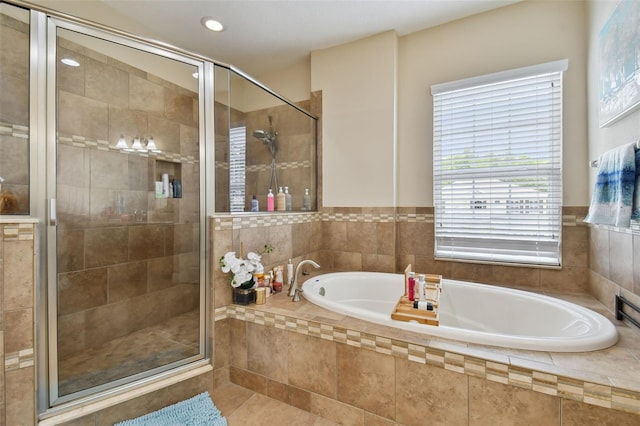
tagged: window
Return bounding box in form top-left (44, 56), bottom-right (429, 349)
top-left (229, 126), bottom-right (246, 212)
top-left (432, 60), bottom-right (567, 267)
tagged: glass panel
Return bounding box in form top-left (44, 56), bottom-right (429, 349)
top-left (0, 3), bottom-right (30, 214)
top-left (214, 65), bottom-right (317, 213)
top-left (55, 27), bottom-right (201, 398)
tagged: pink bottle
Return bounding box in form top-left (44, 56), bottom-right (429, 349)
top-left (267, 188), bottom-right (275, 212)
top-left (407, 272), bottom-right (416, 301)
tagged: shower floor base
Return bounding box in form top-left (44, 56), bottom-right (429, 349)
top-left (58, 309), bottom-right (199, 396)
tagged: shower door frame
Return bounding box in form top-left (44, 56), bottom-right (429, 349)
top-left (37, 11), bottom-right (214, 413)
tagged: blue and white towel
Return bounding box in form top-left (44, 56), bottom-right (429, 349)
top-left (584, 142), bottom-right (637, 227)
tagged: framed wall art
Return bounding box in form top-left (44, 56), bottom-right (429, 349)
top-left (598, 0), bottom-right (640, 127)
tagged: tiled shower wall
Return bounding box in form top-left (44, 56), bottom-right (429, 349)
top-left (214, 99), bottom-right (316, 213)
top-left (55, 37), bottom-right (201, 357)
top-left (0, 13), bottom-right (30, 213)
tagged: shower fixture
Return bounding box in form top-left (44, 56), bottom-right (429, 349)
top-left (253, 116), bottom-right (279, 193)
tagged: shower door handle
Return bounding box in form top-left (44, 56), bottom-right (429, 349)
top-left (49, 198), bottom-right (57, 226)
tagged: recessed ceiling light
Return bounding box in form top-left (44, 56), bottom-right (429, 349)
top-left (61, 57), bottom-right (80, 67)
top-left (201, 17), bottom-right (224, 32)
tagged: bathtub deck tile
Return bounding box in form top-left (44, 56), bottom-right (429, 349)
top-left (557, 377), bottom-right (585, 402)
top-left (532, 371), bottom-right (559, 396)
top-left (584, 382), bottom-right (613, 408)
top-left (425, 348), bottom-right (445, 368)
top-left (444, 352), bottom-right (465, 374)
top-left (486, 361), bottom-right (509, 384)
top-left (508, 366), bottom-right (533, 390)
top-left (612, 388), bottom-right (640, 415)
top-left (332, 327), bottom-right (348, 344)
top-left (464, 357), bottom-right (487, 379)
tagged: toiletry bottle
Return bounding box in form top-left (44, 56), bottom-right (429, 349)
top-left (303, 188), bottom-right (311, 211)
top-left (287, 259), bottom-right (294, 287)
top-left (417, 274), bottom-right (426, 301)
top-left (413, 300), bottom-right (433, 311)
top-left (285, 186), bottom-right (292, 211)
top-left (407, 272), bottom-right (416, 301)
top-left (251, 195), bottom-right (259, 212)
top-left (267, 189), bottom-right (275, 211)
top-left (173, 179), bottom-right (182, 198)
top-left (274, 266), bottom-right (283, 292)
top-left (276, 186), bottom-right (286, 211)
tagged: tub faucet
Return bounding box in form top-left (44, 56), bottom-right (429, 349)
top-left (289, 259), bottom-right (320, 302)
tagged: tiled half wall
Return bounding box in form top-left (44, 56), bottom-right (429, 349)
top-left (1, 222), bottom-right (36, 425)
top-left (216, 306), bottom-right (640, 424)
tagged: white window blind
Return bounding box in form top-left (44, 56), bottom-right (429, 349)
top-left (431, 60), bottom-right (567, 267)
top-left (229, 126), bottom-right (246, 212)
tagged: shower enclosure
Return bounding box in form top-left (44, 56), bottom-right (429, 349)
top-left (1, 0), bottom-right (317, 417)
top-left (46, 17), bottom-right (209, 408)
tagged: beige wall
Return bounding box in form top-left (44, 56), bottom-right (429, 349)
top-left (311, 31), bottom-right (398, 207)
top-left (311, 0), bottom-right (589, 208)
top-left (398, 0), bottom-right (588, 207)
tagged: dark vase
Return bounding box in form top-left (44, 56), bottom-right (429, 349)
top-left (233, 287), bottom-right (256, 305)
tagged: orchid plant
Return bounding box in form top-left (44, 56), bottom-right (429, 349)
top-left (219, 244), bottom-right (273, 289)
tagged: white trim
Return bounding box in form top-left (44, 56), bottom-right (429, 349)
top-left (431, 59), bottom-right (568, 95)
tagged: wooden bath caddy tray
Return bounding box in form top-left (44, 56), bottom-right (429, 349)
top-left (390, 265), bottom-right (442, 326)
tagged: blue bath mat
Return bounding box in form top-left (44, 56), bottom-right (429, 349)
top-left (114, 392), bottom-right (227, 426)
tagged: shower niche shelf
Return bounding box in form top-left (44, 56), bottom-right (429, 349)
top-left (150, 159), bottom-right (182, 197)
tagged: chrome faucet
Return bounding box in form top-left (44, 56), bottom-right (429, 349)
top-left (288, 259), bottom-right (320, 302)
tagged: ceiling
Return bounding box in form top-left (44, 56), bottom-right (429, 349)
top-left (30, 0), bottom-right (521, 77)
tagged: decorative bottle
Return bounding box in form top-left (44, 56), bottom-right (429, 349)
top-left (303, 188), bottom-right (311, 211)
top-left (276, 186), bottom-right (286, 211)
top-left (267, 189), bottom-right (275, 212)
top-left (407, 272), bottom-right (416, 301)
top-left (285, 186), bottom-right (292, 211)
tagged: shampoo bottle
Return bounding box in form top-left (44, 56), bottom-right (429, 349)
top-left (303, 188), bottom-right (311, 210)
top-left (267, 189), bottom-right (275, 211)
top-left (417, 274), bottom-right (426, 301)
top-left (276, 186), bottom-right (286, 211)
top-left (251, 195), bottom-right (259, 212)
top-left (285, 186), bottom-right (292, 211)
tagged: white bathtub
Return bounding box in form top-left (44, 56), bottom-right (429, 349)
top-left (301, 272), bottom-right (618, 352)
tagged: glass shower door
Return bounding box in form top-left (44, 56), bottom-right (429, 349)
top-left (50, 22), bottom-right (205, 403)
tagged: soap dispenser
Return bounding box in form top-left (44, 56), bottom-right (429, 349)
top-left (303, 188), bottom-right (311, 211)
top-left (276, 186), bottom-right (286, 211)
top-left (285, 186), bottom-right (292, 211)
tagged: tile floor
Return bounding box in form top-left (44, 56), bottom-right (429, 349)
top-left (211, 382), bottom-right (339, 425)
top-left (58, 310), bottom-right (199, 395)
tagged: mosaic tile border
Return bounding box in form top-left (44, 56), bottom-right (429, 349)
top-left (215, 305), bottom-right (640, 417)
top-left (212, 210), bottom-right (583, 230)
top-left (215, 160), bottom-right (311, 172)
top-left (4, 348), bottom-right (34, 372)
top-left (58, 134), bottom-right (199, 165)
top-left (0, 122), bottom-right (29, 139)
top-left (213, 212), bottom-right (320, 231)
top-left (2, 223), bottom-right (34, 241)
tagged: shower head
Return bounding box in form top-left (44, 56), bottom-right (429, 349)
top-left (253, 130), bottom-right (267, 140)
